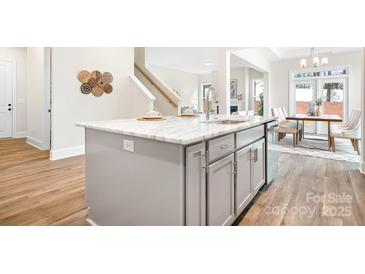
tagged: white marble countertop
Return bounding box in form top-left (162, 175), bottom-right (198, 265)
top-left (76, 115), bottom-right (277, 145)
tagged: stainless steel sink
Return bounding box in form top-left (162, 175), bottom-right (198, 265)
top-left (214, 119), bottom-right (248, 125)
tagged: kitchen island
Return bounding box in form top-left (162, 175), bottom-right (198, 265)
top-left (77, 115), bottom-right (277, 226)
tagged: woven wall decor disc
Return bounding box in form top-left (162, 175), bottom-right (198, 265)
top-left (102, 72), bottom-right (113, 84)
top-left (88, 78), bottom-right (97, 87)
top-left (92, 86), bottom-right (104, 97)
top-left (91, 70), bottom-right (102, 80)
top-left (78, 70), bottom-right (91, 83)
top-left (103, 84), bottom-right (113, 94)
top-left (80, 83), bottom-right (92, 94)
top-left (97, 79), bottom-right (106, 88)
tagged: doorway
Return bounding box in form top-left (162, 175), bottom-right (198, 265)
top-left (290, 67), bottom-right (348, 135)
top-left (293, 80), bottom-right (317, 133)
top-left (0, 59), bottom-right (15, 138)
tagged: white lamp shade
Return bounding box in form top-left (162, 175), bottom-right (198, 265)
top-left (312, 57), bottom-right (320, 67)
top-left (321, 57), bottom-right (328, 65)
top-left (300, 59), bottom-right (307, 68)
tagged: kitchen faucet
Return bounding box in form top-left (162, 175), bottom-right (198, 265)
top-left (206, 86), bottom-right (216, 120)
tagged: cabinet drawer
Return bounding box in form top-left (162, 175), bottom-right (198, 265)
top-left (236, 125), bottom-right (264, 149)
top-left (208, 134), bottom-right (234, 162)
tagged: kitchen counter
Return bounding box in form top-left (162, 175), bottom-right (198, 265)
top-left (78, 115), bottom-right (277, 226)
top-left (77, 115), bottom-right (276, 145)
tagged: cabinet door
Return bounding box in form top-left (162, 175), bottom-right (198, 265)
top-left (235, 145), bottom-right (253, 216)
top-left (186, 143), bottom-right (206, 226)
top-left (207, 154), bottom-right (235, 226)
top-left (252, 139), bottom-right (265, 194)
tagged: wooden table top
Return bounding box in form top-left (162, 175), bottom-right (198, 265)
top-left (286, 114), bottom-right (342, 122)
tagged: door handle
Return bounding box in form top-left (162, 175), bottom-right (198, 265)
top-left (254, 148), bottom-right (258, 162)
top-left (201, 154), bottom-right (207, 170)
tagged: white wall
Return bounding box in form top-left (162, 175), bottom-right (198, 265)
top-left (0, 47), bottom-right (27, 136)
top-left (270, 51), bottom-right (362, 115)
top-left (231, 48), bottom-right (271, 73)
top-left (148, 64), bottom-right (199, 109)
top-left (51, 47), bottom-right (150, 160)
top-left (361, 48), bottom-right (365, 174)
top-left (135, 47), bottom-right (180, 115)
top-left (198, 67), bottom-right (263, 113)
top-left (26, 47), bottom-right (50, 150)
top-left (231, 48), bottom-right (271, 116)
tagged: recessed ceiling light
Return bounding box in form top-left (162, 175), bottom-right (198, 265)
top-left (203, 60), bottom-right (213, 66)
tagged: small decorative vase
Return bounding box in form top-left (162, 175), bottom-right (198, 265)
top-left (316, 106), bottom-right (321, 116)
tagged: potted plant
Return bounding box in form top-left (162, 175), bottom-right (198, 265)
top-left (313, 98), bottom-right (323, 116)
top-left (257, 93), bottom-right (264, 116)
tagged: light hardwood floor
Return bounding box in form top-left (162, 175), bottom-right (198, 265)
top-left (0, 138), bottom-right (87, 225)
top-left (239, 153), bottom-right (365, 225)
top-left (1, 138), bottom-right (364, 225)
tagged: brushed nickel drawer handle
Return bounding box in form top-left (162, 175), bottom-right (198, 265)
top-left (219, 144), bottom-right (233, 150)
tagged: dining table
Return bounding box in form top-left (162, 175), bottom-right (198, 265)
top-left (285, 114), bottom-right (343, 151)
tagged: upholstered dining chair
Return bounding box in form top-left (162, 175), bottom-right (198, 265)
top-left (280, 106), bottom-right (303, 132)
top-left (332, 108), bottom-right (358, 131)
top-left (330, 109), bottom-right (361, 154)
top-left (272, 107), bottom-right (302, 147)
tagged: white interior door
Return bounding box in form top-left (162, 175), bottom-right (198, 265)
top-left (0, 60), bottom-right (13, 138)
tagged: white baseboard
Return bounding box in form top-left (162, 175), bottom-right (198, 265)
top-left (360, 161), bottom-right (365, 174)
top-left (26, 136), bottom-right (45, 150)
top-left (14, 131), bottom-right (28, 138)
top-left (50, 145), bottom-right (85, 160)
top-left (86, 218), bottom-right (98, 226)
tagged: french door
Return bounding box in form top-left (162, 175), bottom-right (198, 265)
top-left (293, 80), bottom-right (316, 133)
top-left (317, 78), bottom-right (346, 134)
top-left (292, 78), bottom-right (347, 135)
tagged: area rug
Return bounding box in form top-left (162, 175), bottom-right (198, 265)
top-left (271, 134), bottom-right (361, 163)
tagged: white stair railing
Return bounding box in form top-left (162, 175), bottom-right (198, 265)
top-left (129, 74), bottom-right (156, 112)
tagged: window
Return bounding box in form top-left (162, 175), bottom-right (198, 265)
top-left (202, 83), bottom-right (212, 99)
top-left (293, 69), bottom-right (347, 79)
top-left (253, 79), bottom-right (264, 115)
top-left (253, 79), bottom-right (264, 101)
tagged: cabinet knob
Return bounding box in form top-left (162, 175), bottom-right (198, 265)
top-left (8, 103), bottom-right (11, 107)
top-left (8, 108), bottom-right (12, 111)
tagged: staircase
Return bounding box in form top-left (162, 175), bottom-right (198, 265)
top-left (134, 48), bottom-right (181, 116)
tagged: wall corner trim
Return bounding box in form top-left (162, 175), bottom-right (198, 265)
top-left (360, 161), bottom-right (365, 175)
top-left (26, 136), bottom-right (45, 150)
top-left (14, 131), bottom-right (28, 138)
top-left (86, 218), bottom-right (98, 226)
top-left (50, 145), bottom-right (85, 160)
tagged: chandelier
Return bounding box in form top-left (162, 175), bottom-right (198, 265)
top-left (300, 47), bottom-right (328, 68)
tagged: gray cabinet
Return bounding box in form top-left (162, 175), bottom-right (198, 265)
top-left (235, 146), bottom-right (253, 216)
top-left (252, 138), bottom-right (265, 194)
top-left (186, 142), bottom-right (206, 226)
top-left (235, 138), bottom-right (266, 216)
top-left (186, 133), bottom-right (266, 226)
top-left (207, 154), bottom-right (235, 226)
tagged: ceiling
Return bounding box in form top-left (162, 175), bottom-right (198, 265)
top-left (269, 47), bottom-right (361, 60)
top-left (145, 47), bottom-right (361, 75)
top-left (146, 47), bottom-right (220, 74)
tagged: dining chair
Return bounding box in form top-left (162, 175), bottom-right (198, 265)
top-left (332, 108), bottom-right (357, 130)
top-left (330, 109), bottom-right (361, 154)
top-left (280, 107), bottom-right (303, 137)
top-left (272, 107), bottom-right (302, 147)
